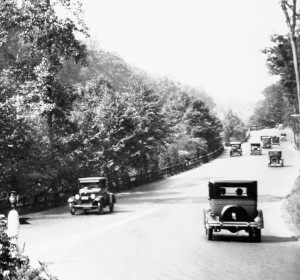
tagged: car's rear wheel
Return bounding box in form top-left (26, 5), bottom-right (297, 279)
top-left (254, 229), bottom-right (261, 242)
top-left (221, 205), bottom-right (249, 222)
top-left (207, 228), bottom-right (213, 240)
top-left (249, 229), bottom-right (254, 241)
top-left (97, 201), bottom-right (104, 215)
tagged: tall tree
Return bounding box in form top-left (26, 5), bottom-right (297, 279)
top-left (0, 0), bottom-right (88, 158)
top-left (281, 0), bottom-right (300, 112)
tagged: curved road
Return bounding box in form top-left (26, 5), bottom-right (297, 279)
top-left (19, 128), bottom-right (300, 280)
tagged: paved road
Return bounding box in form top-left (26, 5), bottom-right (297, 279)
top-left (19, 129), bottom-right (300, 280)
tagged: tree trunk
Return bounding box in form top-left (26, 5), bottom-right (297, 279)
top-left (281, 0), bottom-right (300, 113)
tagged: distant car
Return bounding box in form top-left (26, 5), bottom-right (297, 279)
top-left (250, 143), bottom-right (262, 155)
top-left (68, 177), bottom-right (116, 215)
top-left (203, 180), bottom-right (263, 242)
top-left (260, 136), bottom-right (272, 149)
top-left (280, 133), bottom-right (287, 141)
top-left (271, 136), bottom-right (280, 145)
top-left (229, 142), bottom-right (242, 156)
top-left (268, 151), bottom-right (284, 167)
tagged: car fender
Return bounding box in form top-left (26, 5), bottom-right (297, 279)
top-left (254, 209), bottom-right (264, 228)
top-left (95, 196), bottom-right (104, 202)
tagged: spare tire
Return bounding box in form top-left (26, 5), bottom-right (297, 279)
top-left (271, 157), bottom-right (279, 164)
top-left (221, 205), bottom-right (250, 222)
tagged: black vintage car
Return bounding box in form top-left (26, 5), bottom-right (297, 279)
top-left (260, 136), bottom-right (272, 149)
top-left (268, 151), bottom-right (284, 167)
top-left (250, 143), bottom-right (262, 155)
top-left (229, 142), bottom-right (242, 156)
top-left (68, 177), bottom-right (116, 215)
top-left (271, 136), bottom-right (280, 145)
top-left (203, 180), bottom-right (263, 242)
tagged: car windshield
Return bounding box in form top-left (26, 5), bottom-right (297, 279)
top-left (269, 151), bottom-right (281, 157)
top-left (231, 145), bottom-right (240, 148)
top-left (79, 183), bottom-right (101, 192)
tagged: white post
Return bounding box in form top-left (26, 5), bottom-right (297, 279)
top-left (7, 209), bottom-right (20, 251)
top-left (6, 191), bottom-right (20, 253)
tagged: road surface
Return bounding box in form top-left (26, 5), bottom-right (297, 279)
top-left (19, 128), bottom-right (300, 280)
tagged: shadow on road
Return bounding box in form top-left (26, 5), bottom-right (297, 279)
top-left (208, 234), bottom-right (298, 243)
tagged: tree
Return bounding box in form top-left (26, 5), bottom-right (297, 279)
top-left (184, 100), bottom-right (222, 151)
top-left (281, 0), bottom-right (300, 113)
top-left (0, 0), bottom-right (88, 158)
top-left (222, 110), bottom-right (245, 142)
top-left (249, 83), bottom-right (290, 127)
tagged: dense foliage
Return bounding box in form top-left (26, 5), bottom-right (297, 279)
top-left (222, 110), bottom-right (246, 142)
top-left (0, 231), bottom-right (57, 279)
top-left (0, 0), bottom-right (223, 196)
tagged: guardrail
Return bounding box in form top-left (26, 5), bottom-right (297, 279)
top-left (0, 146), bottom-right (224, 215)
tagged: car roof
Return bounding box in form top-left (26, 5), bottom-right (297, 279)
top-left (79, 177), bottom-right (106, 183)
top-left (209, 179), bottom-right (257, 185)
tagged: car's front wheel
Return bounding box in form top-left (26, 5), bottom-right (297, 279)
top-left (97, 201), bottom-right (104, 215)
top-left (69, 204), bottom-right (76, 215)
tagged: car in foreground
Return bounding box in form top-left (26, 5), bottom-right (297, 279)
top-left (250, 143), bottom-right (262, 155)
top-left (68, 177), bottom-right (116, 215)
top-left (261, 136), bottom-right (272, 149)
top-left (229, 142), bottom-right (242, 156)
top-left (268, 151), bottom-right (284, 167)
top-left (203, 180), bottom-right (263, 242)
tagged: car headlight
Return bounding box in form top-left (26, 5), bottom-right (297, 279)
top-left (90, 194), bottom-right (96, 200)
top-left (75, 194), bottom-right (80, 200)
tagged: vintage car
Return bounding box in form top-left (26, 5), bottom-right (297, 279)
top-left (250, 143), bottom-right (262, 155)
top-left (260, 136), bottom-right (272, 149)
top-left (229, 142), bottom-right (242, 156)
top-left (280, 133), bottom-right (287, 141)
top-left (268, 151), bottom-right (284, 167)
top-left (203, 180), bottom-right (263, 242)
top-left (271, 136), bottom-right (280, 145)
top-left (68, 177), bottom-right (116, 215)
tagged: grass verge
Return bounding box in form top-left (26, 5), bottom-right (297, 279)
top-left (281, 172), bottom-right (300, 237)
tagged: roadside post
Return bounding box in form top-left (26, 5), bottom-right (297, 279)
top-left (7, 191), bottom-right (20, 252)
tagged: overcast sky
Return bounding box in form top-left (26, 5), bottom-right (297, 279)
top-left (79, 0), bottom-right (289, 102)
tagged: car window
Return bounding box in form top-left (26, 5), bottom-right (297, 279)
top-left (219, 187), bottom-right (248, 197)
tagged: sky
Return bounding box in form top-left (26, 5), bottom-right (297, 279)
top-left (79, 0), bottom-right (289, 103)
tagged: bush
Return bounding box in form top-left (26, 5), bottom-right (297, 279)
top-left (0, 232), bottom-right (57, 280)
